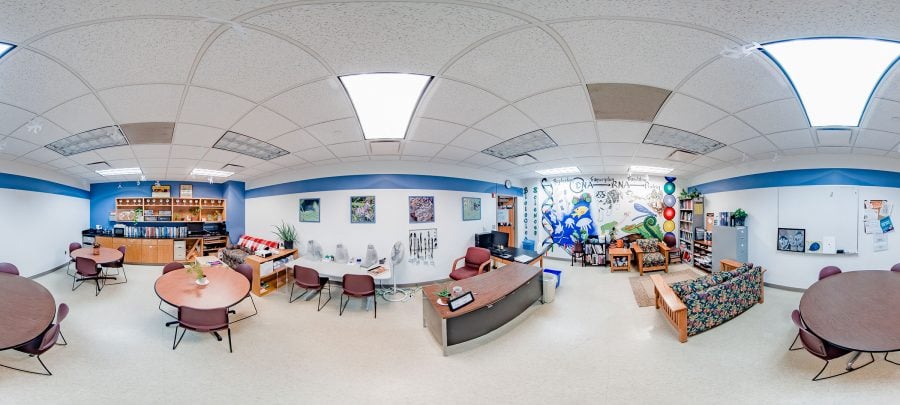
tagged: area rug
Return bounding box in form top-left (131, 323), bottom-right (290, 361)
top-left (629, 268), bottom-right (705, 307)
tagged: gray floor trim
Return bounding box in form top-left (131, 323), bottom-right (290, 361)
top-left (30, 263), bottom-right (69, 280)
top-left (764, 282), bottom-right (805, 293)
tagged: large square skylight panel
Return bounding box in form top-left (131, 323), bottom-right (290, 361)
top-left (763, 38), bottom-right (900, 127)
top-left (213, 131), bottom-right (289, 161)
top-left (339, 73), bottom-right (433, 140)
top-left (643, 124), bottom-right (724, 155)
top-left (45, 126), bottom-right (128, 156)
top-left (482, 129), bottom-right (557, 159)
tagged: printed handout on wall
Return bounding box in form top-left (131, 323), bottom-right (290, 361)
top-left (863, 200), bottom-right (893, 234)
top-left (539, 175), bottom-right (664, 255)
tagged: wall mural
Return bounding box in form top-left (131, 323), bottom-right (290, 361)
top-left (538, 175), bottom-right (665, 255)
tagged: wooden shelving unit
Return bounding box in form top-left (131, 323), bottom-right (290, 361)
top-left (678, 197), bottom-right (703, 264)
top-left (693, 239), bottom-right (713, 272)
top-left (114, 197), bottom-right (226, 223)
top-left (245, 249), bottom-right (299, 296)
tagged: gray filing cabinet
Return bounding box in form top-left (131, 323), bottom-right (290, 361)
top-left (711, 226), bottom-right (748, 272)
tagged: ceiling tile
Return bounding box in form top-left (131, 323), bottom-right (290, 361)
top-left (200, 148), bottom-right (240, 163)
top-left (230, 106), bottom-right (298, 141)
top-left (229, 155), bottom-right (267, 167)
top-left (0, 137), bottom-right (40, 156)
top-left (304, 118), bottom-right (363, 145)
top-left (42, 94), bottom-right (114, 135)
top-left (736, 98), bottom-right (808, 134)
top-left (699, 116), bottom-right (760, 145)
top-left (816, 146), bottom-right (851, 154)
top-left (782, 147), bottom-right (818, 156)
top-left (853, 147), bottom-right (889, 156)
top-left (296, 146), bottom-right (337, 162)
top-left (732, 137), bottom-right (777, 155)
top-left (178, 87), bottom-right (255, 129)
top-left (449, 128), bottom-right (503, 152)
top-left (706, 146), bottom-right (744, 162)
top-left (679, 54), bottom-right (794, 113)
top-left (107, 158), bottom-right (140, 168)
top-left (417, 79), bottom-right (506, 126)
top-left (861, 98), bottom-right (900, 133)
top-left (328, 141), bottom-right (368, 158)
top-left (463, 153), bottom-right (502, 166)
top-left (169, 145), bottom-right (208, 159)
top-left (545, 122), bottom-right (596, 145)
top-left (268, 129), bottom-right (322, 152)
top-left (0, 49), bottom-right (90, 113)
top-left (407, 118), bottom-right (466, 144)
top-left (131, 145), bottom-right (171, 159)
top-left (635, 144), bottom-right (676, 159)
top-left (167, 158), bottom-right (198, 169)
top-left (602, 156), bottom-right (633, 166)
top-left (95, 145), bottom-right (135, 161)
top-left (46, 157), bottom-right (78, 169)
top-left (9, 119), bottom-right (69, 146)
top-left (402, 141), bottom-right (443, 157)
top-left (137, 158), bottom-right (168, 168)
top-left (599, 142), bottom-right (637, 157)
top-left (765, 129), bottom-right (815, 150)
top-left (529, 146), bottom-right (570, 161)
top-left (172, 123), bottom-right (224, 147)
top-left (654, 94), bottom-right (728, 132)
top-left (434, 145), bottom-right (476, 161)
top-left (855, 129), bottom-right (900, 150)
top-left (268, 153), bottom-right (306, 167)
top-left (564, 143), bottom-right (604, 157)
top-left (400, 155), bottom-right (431, 162)
top-left (596, 120), bottom-right (651, 143)
top-left (515, 86), bottom-right (593, 127)
top-left (473, 106), bottom-right (539, 140)
top-left (100, 84), bottom-right (183, 123)
top-left (0, 103), bottom-right (36, 135)
top-left (21, 147), bottom-right (62, 163)
top-left (265, 78), bottom-right (354, 127)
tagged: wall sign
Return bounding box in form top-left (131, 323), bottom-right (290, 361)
top-left (151, 184), bottom-right (171, 198)
top-left (180, 184), bottom-right (192, 198)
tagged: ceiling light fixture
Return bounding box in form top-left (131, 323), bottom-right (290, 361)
top-left (629, 165), bottom-right (673, 174)
top-left (96, 167), bottom-right (142, 176)
top-left (45, 126), bottom-right (128, 156)
top-left (536, 166), bottom-right (581, 175)
top-left (762, 38), bottom-right (900, 127)
top-left (0, 42), bottom-right (14, 60)
top-left (191, 168), bottom-right (234, 178)
top-left (339, 73), bottom-right (433, 140)
top-left (213, 131), bottom-right (288, 160)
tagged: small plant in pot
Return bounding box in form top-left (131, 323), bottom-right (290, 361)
top-left (733, 208), bottom-right (748, 226)
top-left (436, 284), bottom-right (452, 304)
top-left (273, 221), bottom-right (297, 249)
top-left (186, 261), bottom-right (207, 285)
top-left (92, 242), bottom-right (101, 255)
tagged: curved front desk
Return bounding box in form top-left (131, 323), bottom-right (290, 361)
top-left (422, 263), bottom-right (543, 355)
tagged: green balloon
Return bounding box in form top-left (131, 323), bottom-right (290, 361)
top-left (663, 182), bottom-right (675, 194)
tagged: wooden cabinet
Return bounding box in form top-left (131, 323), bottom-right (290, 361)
top-left (96, 236), bottom-right (114, 248)
top-left (124, 239), bottom-right (142, 263)
top-left (156, 239), bottom-right (173, 263)
top-left (245, 249), bottom-right (299, 296)
top-left (141, 239), bottom-right (157, 263)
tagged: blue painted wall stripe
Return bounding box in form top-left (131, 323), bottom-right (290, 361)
top-left (693, 168), bottom-right (900, 194)
top-left (246, 174), bottom-right (523, 198)
top-left (0, 172), bottom-right (89, 199)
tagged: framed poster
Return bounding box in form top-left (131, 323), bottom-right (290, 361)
top-left (299, 198), bottom-right (320, 222)
top-left (180, 184), bottom-right (192, 198)
top-left (409, 196), bottom-right (435, 223)
top-left (350, 196), bottom-right (375, 224)
top-left (151, 184), bottom-right (171, 198)
top-left (462, 197), bottom-right (481, 221)
top-left (777, 228), bottom-right (805, 252)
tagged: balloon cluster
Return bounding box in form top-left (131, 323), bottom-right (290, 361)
top-left (661, 176), bottom-right (678, 247)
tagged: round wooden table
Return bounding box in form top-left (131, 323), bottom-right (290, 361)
top-left (0, 273), bottom-right (56, 350)
top-left (800, 270), bottom-right (900, 352)
top-left (155, 266), bottom-right (250, 310)
top-left (70, 247), bottom-right (123, 265)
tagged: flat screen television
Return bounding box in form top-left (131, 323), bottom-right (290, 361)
top-left (491, 230), bottom-right (509, 249)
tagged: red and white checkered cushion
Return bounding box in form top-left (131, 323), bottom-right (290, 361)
top-left (237, 235), bottom-right (279, 251)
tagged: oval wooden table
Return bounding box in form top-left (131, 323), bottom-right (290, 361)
top-left (155, 266), bottom-right (250, 310)
top-left (70, 247), bottom-right (123, 265)
top-left (0, 273), bottom-right (56, 351)
top-left (800, 270), bottom-right (900, 355)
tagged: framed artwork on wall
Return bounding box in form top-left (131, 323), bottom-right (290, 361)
top-left (180, 184), bottom-right (192, 198)
top-left (151, 184), bottom-right (171, 198)
top-left (299, 198), bottom-right (320, 222)
top-left (409, 196), bottom-right (435, 223)
top-left (350, 196), bottom-right (376, 224)
top-left (462, 197), bottom-right (481, 221)
top-left (777, 228), bottom-right (805, 252)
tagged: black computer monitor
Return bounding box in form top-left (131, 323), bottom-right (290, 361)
top-left (475, 232), bottom-right (493, 248)
top-left (491, 231), bottom-right (509, 249)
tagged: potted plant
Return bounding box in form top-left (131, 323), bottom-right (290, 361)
top-left (92, 242), bottom-right (100, 255)
top-left (273, 221), bottom-right (297, 249)
top-left (733, 208), bottom-right (748, 226)
top-left (435, 283), bottom-right (451, 304)
top-left (186, 261), bottom-right (208, 285)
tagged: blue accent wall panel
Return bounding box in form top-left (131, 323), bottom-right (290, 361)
top-left (246, 174), bottom-right (523, 198)
top-left (89, 181), bottom-right (225, 229)
top-left (0, 172), bottom-right (89, 199)
top-left (694, 168), bottom-right (900, 194)
top-left (223, 181), bottom-right (245, 244)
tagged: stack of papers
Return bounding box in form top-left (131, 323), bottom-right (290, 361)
top-left (514, 255), bottom-right (533, 263)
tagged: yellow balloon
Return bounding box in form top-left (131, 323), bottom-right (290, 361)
top-left (663, 220), bottom-right (676, 232)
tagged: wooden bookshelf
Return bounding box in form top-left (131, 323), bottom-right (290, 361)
top-left (114, 197), bottom-right (226, 222)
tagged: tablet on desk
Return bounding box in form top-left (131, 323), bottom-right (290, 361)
top-left (448, 291), bottom-right (474, 312)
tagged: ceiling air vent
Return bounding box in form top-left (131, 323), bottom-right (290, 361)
top-left (369, 140), bottom-right (401, 155)
top-left (85, 161), bottom-right (111, 168)
top-left (667, 150), bottom-right (698, 163)
top-left (482, 129), bottom-right (556, 159)
top-left (506, 154), bottom-right (538, 165)
top-left (815, 128), bottom-right (853, 146)
top-left (221, 164), bottom-right (245, 172)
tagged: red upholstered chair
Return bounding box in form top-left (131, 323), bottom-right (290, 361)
top-left (0, 262), bottom-right (19, 276)
top-left (818, 266), bottom-right (842, 280)
top-left (101, 245), bottom-right (128, 284)
top-left (0, 303), bottom-right (67, 375)
top-left (73, 257), bottom-right (104, 296)
top-left (290, 265), bottom-right (332, 311)
top-left (450, 247), bottom-right (491, 280)
top-left (173, 306), bottom-right (232, 353)
top-left (56, 303), bottom-right (69, 346)
top-left (788, 309), bottom-right (804, 351)
top-left (159, 262), bottom-right (186, 320)
top-left (229, 264), bottom-right (257, 323)
top-left (340, 274), bottom-right (376, 318)
top-left (798, 327), bottom-right (873, 381)
top-left (67, 242), bottom-right (81, 276)
top-left (891, 263), bottom-right (900, 272)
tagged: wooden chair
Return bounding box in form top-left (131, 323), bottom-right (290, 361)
top-left (632, 239), bottom-right (670, 276)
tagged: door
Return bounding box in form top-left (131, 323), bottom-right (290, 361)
top-left (497, 196), bottom-right (516, 248)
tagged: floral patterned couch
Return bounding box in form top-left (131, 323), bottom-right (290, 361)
top-left (650, 263), bottom-right (765, 342)
top-left (218, 235), bottom-right (280, 268)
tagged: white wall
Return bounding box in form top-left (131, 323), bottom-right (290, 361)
top-left (246, 189), bottom-right (497, 284)
top-left (690, 153), bottom-right (900, 185)
top-left (703, 186), bottom-right (900, 289)
top-left (0, 188), bottom-right (89, 277)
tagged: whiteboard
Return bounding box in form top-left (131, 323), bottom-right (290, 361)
top-left (777, 187), bottom-right (858, 253)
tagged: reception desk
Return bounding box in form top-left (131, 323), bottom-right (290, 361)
top-left (422, 263), bottom-right (543, 355)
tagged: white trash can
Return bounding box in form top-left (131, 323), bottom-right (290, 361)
top-left (542, 273), bottom-right (558, 303)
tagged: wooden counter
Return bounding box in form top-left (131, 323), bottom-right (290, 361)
top-left (422, 263), bottom-right (543, 355)
top-left (96, 236), bottom-right (201, 265)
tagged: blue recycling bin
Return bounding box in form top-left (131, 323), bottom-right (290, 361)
top-left (543, 269), bottom-right (561, 288)
top-left (522, 239), bottom-right (535, 251)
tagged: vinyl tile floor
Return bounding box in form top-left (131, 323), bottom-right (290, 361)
top-left (2, 259), bottom-right (899, 404)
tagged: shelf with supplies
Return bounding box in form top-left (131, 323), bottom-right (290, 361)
top-left (693, 239), bottom-right (712, 271)
top-left (112, 197), bottom-right (226, 222)
top-left (245, 249), bottom-right (299, 297)
top-left (679, 197), bottom-right (704, 266)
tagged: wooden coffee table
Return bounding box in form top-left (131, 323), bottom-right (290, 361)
top-left (0, 273), bottom-right (56, 350)
top-left (609, 248), bottom-right (631, 272)
top-left (800, 270), bottom-right (900, 357)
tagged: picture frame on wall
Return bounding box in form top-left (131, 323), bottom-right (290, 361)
top-left (462, 197), bottom-right (481, 221)
top-left (151, 184), bottom-right (171, 198)
top-left (180, 184), bottom-right (192, 198)
top-left (409, 196), bottom-right (435, 223)
top-left (350, 196), bottom-right (376, 224)
top-left (777, 228), bottom-right (806, 252)
top-left (299, 198), bottom-right (321, 223)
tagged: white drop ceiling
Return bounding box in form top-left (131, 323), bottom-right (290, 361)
top-left (1, 1), bottom-right (900, 185)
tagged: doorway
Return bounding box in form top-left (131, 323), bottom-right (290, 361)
top-left (497, 196), bottom-right (516, 248)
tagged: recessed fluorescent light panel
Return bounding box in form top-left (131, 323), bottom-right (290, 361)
top-left (339, 73), bottom-right (433, 140)
top-left (536, 166), bottom-right (580, 175)
top-left (483, 129), bottom-right (558, 159)
top-left (45, 126), bottom-right (128, 156)
top-left (643, 124), bottom-right (724, 155)
top-left (0, 42), bottom-right (14, 60)
top-left (213, 131), bottom-right (289, 161)
top-left (630, 165), bottom-right (673, 174)
top-left (191, 168), bottom-right (234, 178)
top-left (762, 38), bottom-right (900, 127)
top-left (96, 167), bottom-right (142, 176)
